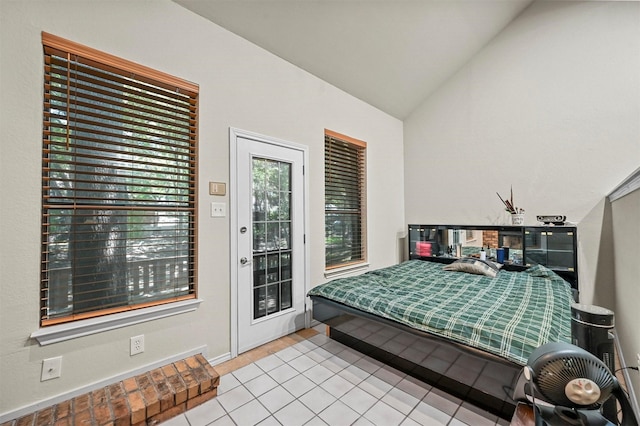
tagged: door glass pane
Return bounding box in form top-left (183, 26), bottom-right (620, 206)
top-left (267, 160), bottom-right (280, 189)
top-left (266, 284), bottom-right (280, 314)
top-left (253, 223), bottom-right (266, 252)
top-left (253, 191), bottom-right (266, 222)
top-left (254, 287), bottom-right (266, 319)
top-left (279, 192), bottom-right (290, 220)
top-left (267, 191), bottom-right (279, 221)
top-left (253, 255), bottom-right (266, 287)
top-left (267, 223), bottom-right (280, 251)
top-left (280, 223), bottom-right (290, 250)
top-left (281, 280), bottom-right (292, 310)
top-left (267, 253), bottom-right (279, 283)
top-left (280, 162), bottom-right (290, 191)
top-left (252, 157), bottom-right (293, 320)
top-left (281, 252), bottom-right (291, 280)
top-left (253, 159), bottom-right (266, 191)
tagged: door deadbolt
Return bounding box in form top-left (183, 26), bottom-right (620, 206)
top-left (240, 226), bottom-right (247, 234)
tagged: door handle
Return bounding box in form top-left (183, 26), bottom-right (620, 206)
top-left (240, 257), bottom-right (250, 265)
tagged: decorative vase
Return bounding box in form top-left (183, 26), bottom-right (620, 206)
top-left (511, 214), bottom-right (524, 225)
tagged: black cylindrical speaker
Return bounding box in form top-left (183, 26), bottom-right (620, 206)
top-left (571, 303), bottom-right (616, 422)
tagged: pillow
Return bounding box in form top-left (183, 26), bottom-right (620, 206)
top-left (443, 258), bottom-right (503, 278)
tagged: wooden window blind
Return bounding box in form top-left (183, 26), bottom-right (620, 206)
top-left (324, 130), bottom-right (367, 269)
top-left (41, 32), bottom-right (198, 326)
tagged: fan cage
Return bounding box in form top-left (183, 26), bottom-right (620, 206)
top-left (536, 356), bottom-right (615, 408)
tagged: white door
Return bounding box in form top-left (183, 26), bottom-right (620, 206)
top-left (232, 130), bottom-right (307, 354)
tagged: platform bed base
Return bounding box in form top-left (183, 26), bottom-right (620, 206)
top-left (312, 296), bottom-right (520, 420)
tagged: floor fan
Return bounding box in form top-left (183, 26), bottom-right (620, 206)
top-left (518, 342), bottom-right (638, 426)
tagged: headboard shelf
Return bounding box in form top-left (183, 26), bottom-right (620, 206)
top-left (408, 224), bottom-right (578, 293)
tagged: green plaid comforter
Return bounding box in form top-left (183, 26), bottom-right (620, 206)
top-left (308, 260), bottom-right (573, 365)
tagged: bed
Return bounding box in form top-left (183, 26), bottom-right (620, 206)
top-left (308, 259), bottom-right (575, 419)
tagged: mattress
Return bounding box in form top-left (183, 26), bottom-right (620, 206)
top-left (308, 260), bottom-right (573, 365)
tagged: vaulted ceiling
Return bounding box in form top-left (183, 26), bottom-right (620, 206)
top-left (173, 0), bottom-right (534, 119)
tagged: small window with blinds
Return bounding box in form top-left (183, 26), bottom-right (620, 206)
top-left (41, 33), bottom-right (198, 326)
top-left (324, 130), bottom-right (367, 269)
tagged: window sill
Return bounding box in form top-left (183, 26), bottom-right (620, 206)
top-left (324, 263), bottom-right (369, 279)
top-left (31, 299), bottom-right (203, 346)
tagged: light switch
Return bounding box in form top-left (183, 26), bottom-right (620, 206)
top-left (211, 202), bottom-right (226, 217)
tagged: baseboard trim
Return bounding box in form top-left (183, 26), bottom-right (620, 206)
top-left (207, 351), bottom-right (232, 367)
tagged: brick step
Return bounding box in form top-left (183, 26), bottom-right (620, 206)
top-left (3, 354), bottom-right (220, 426)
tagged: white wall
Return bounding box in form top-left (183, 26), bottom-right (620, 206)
top-left (404, 0), bottom-right (640, 304)
top-left (403, 0), bottom-right (640, 408)
top-left (0, 0), bottom-right (404, 417)
top-left (611, 187), bottom-right (640, 412)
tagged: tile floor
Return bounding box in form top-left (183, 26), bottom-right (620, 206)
top-left (162, 324), bottom-right (510, 426)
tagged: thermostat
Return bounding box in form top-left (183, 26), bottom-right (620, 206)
top-left (209, 182), bottom-right (226, 196)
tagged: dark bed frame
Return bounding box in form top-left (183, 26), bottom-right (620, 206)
top-left (311, 294), bottom-right (521, 420)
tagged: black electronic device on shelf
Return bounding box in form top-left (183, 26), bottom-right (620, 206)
top-left (516, 342), bottom-right (638, 426)
top-left (537, 215), bottom-right (567, 225)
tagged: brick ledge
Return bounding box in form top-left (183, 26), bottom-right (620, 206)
top-left (2, 354), bottom-right (219, 426)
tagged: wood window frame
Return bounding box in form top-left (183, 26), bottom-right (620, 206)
top-left (40, 32), bottom-right (199, 327)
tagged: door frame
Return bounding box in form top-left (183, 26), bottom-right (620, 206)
top-left (229, 127), bottom-right (310, 358)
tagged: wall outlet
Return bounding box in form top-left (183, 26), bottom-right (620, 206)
top-left (211, 202), bottom-right (226, 217)
top-left (41, 356), bottom-right (62, 381)
top-left (130, 335), bottom-right (144, 356)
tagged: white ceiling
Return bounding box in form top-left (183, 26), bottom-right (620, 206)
top-left (173, 0), bottom-right (534, 119)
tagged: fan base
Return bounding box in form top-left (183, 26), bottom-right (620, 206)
top-left (535, 405), bottom-right (614, 426)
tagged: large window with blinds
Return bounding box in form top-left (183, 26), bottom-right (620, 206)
top-left (41, 33), bottom-right (198, 326)
top-left (324, 130), bottom-right (367, 269)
